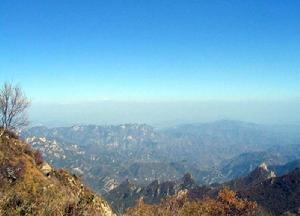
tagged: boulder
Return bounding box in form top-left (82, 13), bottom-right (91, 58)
top-left (40, 162), bottom-right (52, 176)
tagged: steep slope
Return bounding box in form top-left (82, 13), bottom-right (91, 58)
top-left (0, 129), bottom-right (115, 216)
top-left (239, 168), bottom-right (300, 215)
top-left (224, 163), bottom-right (276, 191)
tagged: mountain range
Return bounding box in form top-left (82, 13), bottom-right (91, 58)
top-left (1, 120), bottom-right (300, 215)
top-left (21, 120), bottom-right (300, 192)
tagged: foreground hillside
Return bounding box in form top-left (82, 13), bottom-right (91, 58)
top-left (0, 129), bottom-right (115, 216)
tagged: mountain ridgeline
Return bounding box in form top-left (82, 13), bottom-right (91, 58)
top-left (105, 162), bottom-right (300, 215)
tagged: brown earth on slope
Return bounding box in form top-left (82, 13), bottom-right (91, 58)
top-left (0, 128), bottom-right (115, 216)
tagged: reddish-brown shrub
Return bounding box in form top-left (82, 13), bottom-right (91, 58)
top-left (23, 144), bottom-right (34, 156)
top-left (0, 160), bottom-right (26, 184)
top-left (34, 150), bottom-right (44, 165)
top-left (64, 203), bottom-right (80, 216)
top-left (0, 128), bottom-right (19, 139)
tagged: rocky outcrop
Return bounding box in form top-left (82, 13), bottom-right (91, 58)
top-left (105, 173), bottom-right (197, 213)
top-left (224, 162), bottom-right (276, 191)
top-left (40, 161), bottom-right (52, 176)
top-left (0, 130), bottom-right (116, 216)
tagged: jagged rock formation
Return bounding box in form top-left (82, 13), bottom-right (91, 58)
top-left (0, 129), bottom-right (115, 216)
top-left (239, 168), bottom-right (300, 215)
top-left (224, 162), bottom-right (276, 191)
top-left (106, 161), bottom-right (300, 214)
top-left (105, 173), bottom-right (197, 213)
top-left (189, 163), bottom-right (300, 215)
top-left (188, 163), bottom-right (276, 200)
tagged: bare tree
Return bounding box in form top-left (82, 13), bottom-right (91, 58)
top-left (0, 82), bottom-right (30, 131)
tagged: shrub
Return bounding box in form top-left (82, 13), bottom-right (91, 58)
top-left (64, 202), bottom-right (79, 216)
top-left (0, 128), bottom-right (19, 139)
top-left (34, 150), bottom-right (44, 165)
top-left (23, 143), bottom-right (34, 157)
top-left (0, 160), bottom-right (26, 184)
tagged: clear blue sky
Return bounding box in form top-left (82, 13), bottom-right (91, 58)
top-left (1, 0), bottom-right (300, 125)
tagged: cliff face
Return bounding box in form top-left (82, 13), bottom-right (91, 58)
top-left (0, 129), bottom-right (115, 216)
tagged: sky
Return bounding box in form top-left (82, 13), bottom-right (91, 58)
top-left (1, 0), bottom-right (300, 125)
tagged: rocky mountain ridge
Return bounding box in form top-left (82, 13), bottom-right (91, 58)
top-left (107, 162), bottom-right (300, 215)
top-left (105, 173), bottom-right (197, 213)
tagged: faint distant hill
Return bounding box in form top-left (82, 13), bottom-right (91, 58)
top-left (270, 159), bottom-right (300, 176)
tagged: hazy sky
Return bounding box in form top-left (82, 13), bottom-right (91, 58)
top-left (1, 1), bottom-right (300, 125)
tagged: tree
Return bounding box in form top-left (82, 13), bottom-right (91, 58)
top-left (0, 83), bottom-right (30, 131)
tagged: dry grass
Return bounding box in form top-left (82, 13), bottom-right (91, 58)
top-left (0, 128), bottom-right (115, 216)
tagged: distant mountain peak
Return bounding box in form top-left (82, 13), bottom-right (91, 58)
top-left (181, 173), bottom-right (196, 188)
top-left (247, 163), bottom-right (276, 183)
top-left (258, 162), bottom-right (268, 171)
top-left (224, 163), bottom-right (276, 192)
